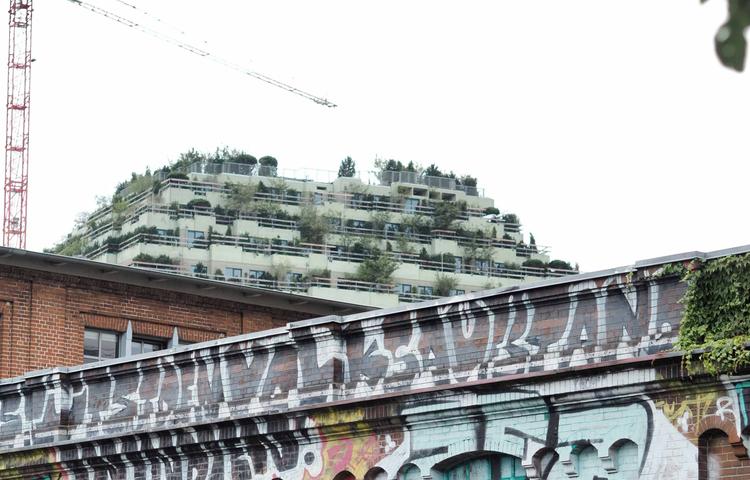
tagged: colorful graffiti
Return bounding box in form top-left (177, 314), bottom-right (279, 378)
top-left (0, 269), bottom-right (748, 478)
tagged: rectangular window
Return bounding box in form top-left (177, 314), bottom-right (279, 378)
top-left (131, 337), bottom-right (166, 355)
top-left (351, 193), bottom-right (365, 208)
top-left (418, 285), bottom-right (434, 296)
top-left (187, 230), bottom-right (205, 248)
top-left (248, 270), bottom-right (266, 279)
top-left (403, 198), bottom-right (419, 214)
top-left (286, 272), bottom-right (304, 283)
top-left (84, 328), bottom-right (119, 364)
top-left (313, 192), bottom-right (324, 205)
top-left (226, 269), bottom-right (242, 283)
top-left (224, 267), bottom-right (242, 279)
top-left (454, 256), bottom-right (463, 273)
top-left (349, 220), bottom-right (367, 229)
top-left (449, 289), bottom-right (466, 296)
top-left (399, 284), bottom-right (412, 295)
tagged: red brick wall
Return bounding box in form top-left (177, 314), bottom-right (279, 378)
top-left (699, 429), bottom-right (750, 479)
top-left (0, 264), bottom-right (310, 378)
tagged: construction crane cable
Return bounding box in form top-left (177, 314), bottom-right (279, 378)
top-left (107, 0), bottom-right (193, 40)
top-left (66, 0), bottom-right (337, 107)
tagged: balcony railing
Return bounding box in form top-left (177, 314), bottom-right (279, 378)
top-left (88, 233), bottom-right (576, 281)
top-left (88, 177), bottom-right (496, 228)
top-left (128, 261), bottom-right (394, 295)
top-left (379, 170), bottom-right (483, 196)
top-left (83, 202), bottom-right (537, 260)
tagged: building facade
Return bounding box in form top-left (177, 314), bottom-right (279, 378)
top-left (58, 162), bottom-right (576, 308)
top-left (0, 247), bottom-right (369, 379)
top-left (0, 246), bottom-right (749, 479)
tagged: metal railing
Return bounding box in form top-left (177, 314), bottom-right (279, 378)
top-left (159, 161), bottom-right (355, 184)
top-left (89, 176), bottom-right (495, 227)
top-left (83, 201), bottom-right (535, 257)
top-left (379, 170), bottom-right (483, 196)
top-left (128, 261), bottom-right (394, 295)
top-left (88, 233), bottom-right (576, 281)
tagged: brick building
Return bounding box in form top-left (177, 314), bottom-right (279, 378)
top-left (0, 246), bottom-right (749, 479)
top-left (0, 247), bottom-right (371, 378)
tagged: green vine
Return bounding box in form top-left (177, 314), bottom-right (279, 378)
top-left (675, 253), bottom-right (750, 375)
top-left (650, 261), bottom-right (689, 280)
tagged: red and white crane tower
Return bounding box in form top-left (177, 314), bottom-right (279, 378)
top-left (3, 0), bottom-right (32, 248)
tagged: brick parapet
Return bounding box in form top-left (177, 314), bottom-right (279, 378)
top-left (0, 265), bottom-right (688, 450)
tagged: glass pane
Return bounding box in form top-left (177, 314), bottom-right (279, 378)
top-left (131, 341), bottom-right (142, 355)
top-left (143, 342), bottom-right (158, 353)
top-left (100, 332), bottom-right (118, 359)
top-left (83, 330), bottom-right (100, 358)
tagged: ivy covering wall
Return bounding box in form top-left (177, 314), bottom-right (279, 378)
top-left (675, 253), bottom-right (750, 375)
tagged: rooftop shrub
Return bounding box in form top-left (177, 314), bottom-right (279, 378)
top-left (548, 259), bottom-right (573, 270)
top-left (434, 273), bottom-right (459, 297)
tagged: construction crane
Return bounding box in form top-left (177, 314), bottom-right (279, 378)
top-left (2, 0), bottom-right (335, 249)
top-left (67, 0), bottom-right (337, 108)
top-left (3, 0), bottom-right (33, 249)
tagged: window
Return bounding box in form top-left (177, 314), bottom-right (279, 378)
top-left (476, 259), bottom-right (490, 273)
top-left (449, 289), bottom-right (466, 296)
top-left (191, 263), bottom-right (208, 278)
top-left (131, 337), bottom-right (166, 355)
top-left (187, 230), bottom-right (206, 248)
top-left (313, 192), bottom-right (324, 205)
top-left (454, 256), bottom-right (463, 273)
top-left (224, 267), bottom-right (242, 280)
top-left (248, 270), bottom-right (266, 279)
top-left (286, 272), bottom-right (304, 283)
top-left (418, 286), bottom-right (434, 296)
top-left (399, 284), bottom-right (412, 295)
top-left (403, 198), bottom-right (419, 214)
top-left (84, 329), bottom-right (119, 364)
top-left (352, 193), bottom-right (367, 208)
top-left (349, 219), bottom-right (368, 229)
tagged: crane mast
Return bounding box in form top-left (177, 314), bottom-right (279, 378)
top-left (3, 0), bottom-right (32, 248)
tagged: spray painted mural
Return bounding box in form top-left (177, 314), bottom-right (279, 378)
top-left (0, 265), bottom-right (748, 478)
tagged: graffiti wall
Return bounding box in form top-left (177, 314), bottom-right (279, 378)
top-left (0, 265), bottom-right (748, 478)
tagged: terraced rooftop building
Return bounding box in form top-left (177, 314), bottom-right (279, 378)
top-left (52, 153), bottom-right (577, 307)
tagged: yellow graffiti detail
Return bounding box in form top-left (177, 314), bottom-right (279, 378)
top-left (655, 392), bottom-right (720, 433)
top-left (313, 408), bottom-right (366, 427)
top-left (304, 409), bottom-right (397, 480)
top-left (0, 447), bottom-right (66, 479)
top-left (0, 448), bottom-right (56, 470)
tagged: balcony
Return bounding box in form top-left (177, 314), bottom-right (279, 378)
top-left (379, 170), bottom-right (482, 196)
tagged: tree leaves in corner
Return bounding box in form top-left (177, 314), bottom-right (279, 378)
top-left (706, 0), bottom-right (750, 71)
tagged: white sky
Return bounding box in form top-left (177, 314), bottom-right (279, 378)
top-left (8, 0), bottom-right (749, 272)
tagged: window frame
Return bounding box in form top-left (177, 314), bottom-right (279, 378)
top-left (187, 229), bottom-right (206, 248)
top-left (131, 336), bottom-right (167, 356)
top-left (83, 328), bottom-right (120, 364)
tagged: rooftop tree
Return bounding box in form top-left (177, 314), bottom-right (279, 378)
top-left (338, 156), bottom-right (356, 177)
